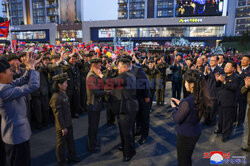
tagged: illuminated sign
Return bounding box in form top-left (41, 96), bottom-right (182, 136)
top-left (62, 38), bottom-right (75, 42)
top-left (179, 18), bottom-right (203, 23)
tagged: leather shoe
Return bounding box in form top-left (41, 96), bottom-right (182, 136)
top-left (138, 138), bottom-right (146, 145)
top-left (67, 157), bottom-right (80, 163)
top-left (241, 146), bottom-right (250, 152)
top-left (214, 130), bottom-right (222, 134)
top-left (222, 137), bottom-right (230, 142)
top-left (118, 146), bottom-right (123, 151)
top-left (123, 153), bottom-right (135, 162)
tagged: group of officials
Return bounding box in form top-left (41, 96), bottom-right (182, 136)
top-left (0, 45), bottom-right (249, 166)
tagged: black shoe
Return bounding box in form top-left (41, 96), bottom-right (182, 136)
top-left (214, 130), bottom-right (222, 134)
top-left (138, 138), bottom-right (146, 145)
top-left (118, 146), bottom-right (123, 151)
top-left (67, 157), bottom-right (80, 163)
top-left (222, 137), bottom-right (230, 142)
top-left (241, 146), bottom-right (250, 152)
top-left (72, 114), bottom-right (79, 118)
top-left (123, 152), bottom-right (136, 162)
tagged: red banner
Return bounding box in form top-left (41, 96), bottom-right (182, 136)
top-left (0, 20), bottom-right (10, 37)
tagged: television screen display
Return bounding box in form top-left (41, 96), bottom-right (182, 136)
top-left (177, 0), bottom-right (224, 17)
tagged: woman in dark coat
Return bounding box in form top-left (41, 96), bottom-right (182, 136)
top-left (171, 69), bottom-right (211, 166)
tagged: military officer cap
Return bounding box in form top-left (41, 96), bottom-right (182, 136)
top-left (86, 54), bottom-right (93, 57)
top-left (148, 59), bottom-right (154, 64)
top-left (52, 73), bottom-right (70, 82)
top-left (123, 55), bottom-right (132, 61)
top-left (90, 58), bottom-right (102, 64)
top-left (119, 58), bottom-right (131, 64)
top-left (19, 52), bottom-right (26, 58)
top-left (0, 56), bottom-right (11, 73)
top-left (6, 53), bottom-right (19, 62)
top-left (103, 55), bottom-right (108, 59)
top-left (51, 54), bottom-right (60, 60)
top-left (42, 56), bottom-right (50, 61)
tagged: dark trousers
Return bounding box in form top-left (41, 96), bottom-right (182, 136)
top-left (118, 111), bottom-right (137, 157)
top-left (150, 89), bottom-right (156, 109)
top-left (156, 81), bottom-right (166, 104)
top-left (105, 96), bottom-right (115, 124)
top-left (4, 141), bottom-right (30, 166)
top-left (247, 106), bottom-right (250, 146)
top-left (80, 76), bottom-right (87, 112)
top-left (218, 106), bottom-right (235, 139)
top-left (204, 99), bottom-right (218, 125)
top-left (0, 116), bottom-right (5, 166)
top-left (177, 134), bottom-right (200, 166)
top-left (31, 95), bottom-right (50, 127)
top-left (172, 81), bottom-right (182, 100)
top-left (56, 126), bottom-right (76, 165)
top-left (68, 91), bottom-right (81, 116)
top-left (136, 101), bottom-right (150, 139)
top-left (87, 110), bottom-right (101, 151)
top-left (237, 94), bottom-right (247, 125)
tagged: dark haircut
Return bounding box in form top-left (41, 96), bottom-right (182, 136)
top-left (119, 58), bottom-right (131, 67)
top-left (52, 80), bottom-right (67, 92)
top-left (242, 55), bottom-right (250, 59)
top-left (227, 61), bottom-right (237, 69)
top-left (184, 69), bottom-right (211, 119)
top-left (210, 55), bottom-right (219, 61)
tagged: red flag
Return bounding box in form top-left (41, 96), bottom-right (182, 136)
top-left (0, 20), bottom-right (10, 37)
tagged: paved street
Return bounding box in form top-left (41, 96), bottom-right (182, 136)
top-left (30, 83), bottom-right (250, 166)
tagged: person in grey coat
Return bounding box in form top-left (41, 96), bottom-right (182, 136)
top-left (0, 53), bottom-right (41, 166)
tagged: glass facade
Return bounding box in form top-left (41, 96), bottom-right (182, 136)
top-left (98, 26), bottom-right (224, 38)
top-left (12, 31), bottom-right (46, 40)
top-left (129, 0), bottom-right (145, 19)
top-left (59, 30), bottom-right (82, 38)
top-left (157, 0), bottom-right (174, 17)
top-left (235, 0), bottom-right (250, 35)
top-left (10, 0), bottom-right (24, 25)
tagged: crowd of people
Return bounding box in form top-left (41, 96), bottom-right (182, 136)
top-left (0, 43), bottom-right (249, 166)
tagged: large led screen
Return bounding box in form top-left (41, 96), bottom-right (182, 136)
top-left (177, 0), bottom-right (224, 17)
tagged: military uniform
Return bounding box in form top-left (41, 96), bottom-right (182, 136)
top-left (50, 73), bottom-right (77, 166)
top-left (86, 58), bottom-right (106, 152)
top-left (102, 67), bottom-right (118, 125)
top-left (156, 61), bottom-right (169, 104)
top-left (142, 62), bottom-right (160, 109)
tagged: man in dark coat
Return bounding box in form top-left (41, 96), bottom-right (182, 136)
top-left (128, 56), bottom-right (151, 145)
top-left (204, 55), bottom-right (224, 126)
top-left (236, 55), bottom-right (250, 127)
top-left (98, 58), bottom-right (139, 161)
top-left (214, 61), bottom-right (240, 142)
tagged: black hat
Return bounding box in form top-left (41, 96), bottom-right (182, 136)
top-left (6, 53), bottom-right (19, 62)
top-left (122, 55), bottom-right (132, 61)
top-left (52, 73), bottom-right (70, 82)
top-left (0, 56), bottom-right (11, 73)
top-left (119, 58), bottom-right (131, 64)
top-left (148, 59), bottom-right (154, 63)
top-left (106, 58), bottom-right (112, 63)
top-left (19, 52), bottom-right (26, 58)
top-left (86, 54), bottom-right (93, 57)
top-left (51, 54), bottom-right (60, 60)
top-left (90, 58), bottom-right (102, 64)
top-left (42, 56), bottom-right (50, 61)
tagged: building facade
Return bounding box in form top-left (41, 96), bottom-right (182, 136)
top-left (235, 0), bottom-right (250, 36)
top-left (2, 0), bottom-right (83, 25)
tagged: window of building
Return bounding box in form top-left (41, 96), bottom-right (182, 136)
top-left (77, 30), bottom-right (82, 38)
top-left (238, 0), bottom-right (247, 6)
top-left (12, 31), bottom-right (46, 40)
top-left (98, 26), bottom-right (224, 38)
